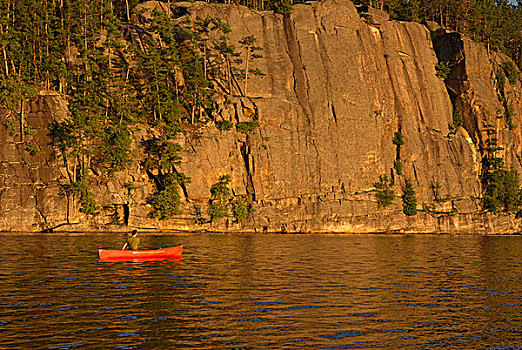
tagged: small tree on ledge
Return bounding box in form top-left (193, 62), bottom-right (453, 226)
top-left (209, 175), bottom-right (232, 222)
top-left (402, 178), bottom-right (418, 216)
top-left (374, 175), bottom-right (395, 208)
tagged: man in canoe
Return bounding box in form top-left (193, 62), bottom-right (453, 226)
top-left (122, 230), bottom-right (139, 250)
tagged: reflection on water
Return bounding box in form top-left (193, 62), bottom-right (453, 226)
top-left (0, 234), bottom-right (521, 349)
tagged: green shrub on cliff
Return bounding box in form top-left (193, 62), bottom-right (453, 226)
top-left (210, 175), bottom-right (232, 199)
top-left (450, 107), bottom-right (464, 132)
top-left (392, 130), bottom-right (405, 146)
top-left (149, 182), bottom-right (182, 220)
top-left (500, 168), bottom-right (522, 212)
top-left (269, 0), bottom-right (292, 16)
top-left (209, 200), bottom-right (228, 221)
top-left (208, 176), bottom-right (252, 222)
top-left (392, 130), bottom-right (404, 162)
top-left (482, 159), bottom-right (522, 213)
top-left (49, 121), bottom-right (77, 153)
top-left (4, 119), bottom-right (18, 138)
top-left (393, 160), bottom-right (403, 175)
top-left (236, 121), bottom-right (259, 134)
top-left (143, 136), bottom-right (182, 173)
top-left (102, 124), bottom-right (133, 175)
top-left (232, 196), bottom-right (249, 222)
top-left (402, 178), bottom-right (418, 216)
top-left (209, 175), bottom-right (232, 222)
top-left (238, 35), bottom-right (264, 97)
top-left (25, 141), bottom-right (41, 156)
top-left (216, 120), bottom-right (233, 131)
top-left (505, 105), bottom-right (515, 130)
top-left (432, 182), bottom-right (443, 203)
top-left (24, 124), bottom-right (37, 136)
top-left (62, 171), bottom-right (100, 216)
top-left (496, 68), bottom-right (506, 97)
top-left (124, 182), bottom-right (138, 196)
top-left (143, 136), bottom-right (189, 219)
top-left (0, 76), bottom-right (38, 113)
top-left (374, 175), bottom-right (395, 208)
top-left (501, 61), bottom-right (519, 85)
top-left (435, 62), bottom-right (451, 80)
top-left (481, 132), bottom-right (522, 213)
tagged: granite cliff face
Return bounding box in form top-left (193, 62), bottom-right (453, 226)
top-left (1, 0), bottom-right (521, 233)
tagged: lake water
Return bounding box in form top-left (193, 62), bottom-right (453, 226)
top-left (0, 233), bottom-right (521, 349)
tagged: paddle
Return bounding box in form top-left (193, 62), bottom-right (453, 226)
top-left (121, 242), bottom-right (128, 250)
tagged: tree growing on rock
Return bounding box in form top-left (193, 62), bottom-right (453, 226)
top-left (232, 196), bottom-right (249, 222)
top-left (143, 135), bottom-right (190, 220)
top-left (238, 35), bottom-right (263, 97)
top-left (481, 130), bottom-right (522, 213)
top-left (402, 178), bottom-right (418, 216)
top-left (374, 175), bottom-right (395, 208)
top-left (101, 123), bottom-right (133, 175)
top-left (211, 18), bottom-right (236, 95)
top-left (209, 175), bottom-right (232, 222)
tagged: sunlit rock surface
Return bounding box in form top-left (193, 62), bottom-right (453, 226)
top-left (0, 0), bottom-right (521, 233)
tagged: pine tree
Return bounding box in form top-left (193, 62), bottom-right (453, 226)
top-left (238, 35), bottom-right (263, 97)
top-left (374, 175), bottom-right (395, 208)
top-left (142, 135), bottom-right (189, 219)
top-left (481, 130), bottom-right (522, 213)
top-left (137, 8), bottom-right (184, 127)
top-left (194, 15), bottom-right (215, 80)
top-left (181, 45), bottom-right (211, 124)
top-left (402, 178), bottom-right (418, 216)
top-left (102, 123), bottom-right (133, 175)
top-left (232, 196), bottom-right (249, 222)
top-left (212, 19), bottom-right (235, 95)
top-left (209, 175), bottom-right (232, 222)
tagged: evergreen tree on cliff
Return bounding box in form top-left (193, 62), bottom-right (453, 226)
top-left (402, 178), bottom-right (418, 216)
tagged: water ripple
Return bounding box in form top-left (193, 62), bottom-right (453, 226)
top-left (0, 234), bottom-right (520, 349)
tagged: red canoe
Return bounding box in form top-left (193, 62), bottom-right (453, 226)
top-left (98, 245), bottom-right (183, 261)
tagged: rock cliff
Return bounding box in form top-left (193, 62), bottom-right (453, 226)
top-left (1, 0), bottom-right (521, 233)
